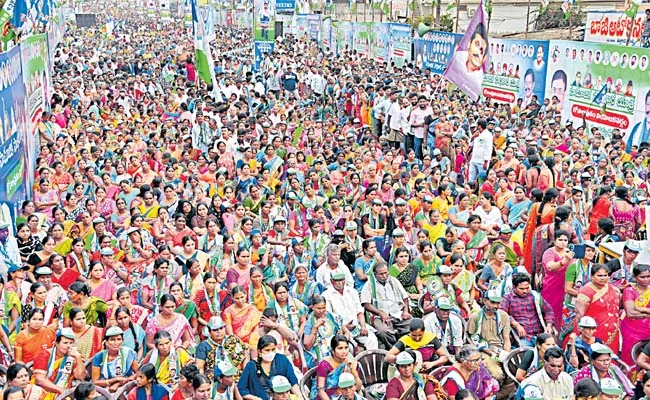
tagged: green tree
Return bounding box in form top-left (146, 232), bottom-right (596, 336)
top-left (534, 2), bottom-right (584, 30)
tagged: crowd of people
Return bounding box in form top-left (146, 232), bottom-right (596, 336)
top-left (0, 5), bottom-right (650, 400)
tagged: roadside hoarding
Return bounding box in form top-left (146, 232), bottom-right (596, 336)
top-left (584, 11), bottom-right (646, 46)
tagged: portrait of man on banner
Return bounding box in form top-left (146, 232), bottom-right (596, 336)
top-left (443, 0), bottom-right (489, 101)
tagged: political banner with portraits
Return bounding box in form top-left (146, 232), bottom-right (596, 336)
top-left (482, 39), bottom-right (549, 106)
top-left (321, 16), bottom-right (332, 51)
top-left (374, 22), bottom-right (390, 64)
top-left (545, 40), bottom-right (650, 144)
top-left (413, 31), bottom-right (462, 75)
top-left (388, 23), bottom-right (412, 68)
top-left (352, 22), bottom-right (372, 59)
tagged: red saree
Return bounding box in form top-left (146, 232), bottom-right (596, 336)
top-left (523, 203), bottom-right (555, 273)
top-left (576, 283), bottom-right (621, 352)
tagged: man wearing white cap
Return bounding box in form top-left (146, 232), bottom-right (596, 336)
top-left (424, 296), bottom-right (464, 357)
top-left (334, 372), bottom-right (363, 400)
top-left (566, 316), bottom-right (601, 370)
top-left (599, 377), bottom-right (624, 400)
top-left (33, 328), bottom-right (86, 396)
top-left (34, 266), bottom-right (68, 305)
top-left (269, 375), bottom-right (292, 400)
top-left (323, 270), bottom-right (378, 350)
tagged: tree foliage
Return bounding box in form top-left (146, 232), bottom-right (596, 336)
top-left (534, 2), bottom-right (584, 31)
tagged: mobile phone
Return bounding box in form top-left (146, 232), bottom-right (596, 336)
top-left (570, 244), bottom-right (586, 259)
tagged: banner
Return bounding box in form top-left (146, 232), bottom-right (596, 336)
top-left (413, 31), bottom-right (462, 74)
top-left (254, 40), bottom-right (274, 70)
top-left (0, 0), bottom-right (16, 51)
top-left (321, 16), bottom-right (332, 51)
top-left (352, 22), bottom-right (372, 59)
top-left (443, 0), bottom-right (489, 101)
top-left (160, 0), bottom-right (171, 21)
top-left (374, 22), bottom-right (390, 64)
top-left (276, 13), bottom-right (294, 34)
top-left (294, 14), bottom-right (309, 39)
top-left (275, 0), bottom-right (295, 13)
top-left (388, 23), bottom-right (411, 68)
top-left (584, 11), bottom-right (646, 46)
top-left (20, 34), bottom-right (48, 194)
top-left (225, 10), bottom-right (232, 25)
top-left (254, 0), bottom-right (275, 41)
top-left (0, 46), bottom-right (28, 216)
top-left (332, 21), bottom-right (352, 56)
top-left (545, 40), bottom-right (650, 143)
top-left (307, 13), bottom-right (320, 42)
top-left (482, 39), bottom-right (549, 105)
top-left (184, 0), bottom-right (193, 28)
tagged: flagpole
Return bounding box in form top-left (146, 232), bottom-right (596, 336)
top-left (524, 0), bottom-right (531, 38)
top-left (568, 3), bottom-right (572, 40)
top-left (454, 0), bottom-right (459, 32)
top-left (626, 14), bottom-right (634, 46)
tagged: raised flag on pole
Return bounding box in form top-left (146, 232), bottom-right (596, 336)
top-left (625, 0), bottom-right (640, 19)
top-left (442, 0), bottom-right (489, 101)
top-left (191, 0), bottom-right (216, 87)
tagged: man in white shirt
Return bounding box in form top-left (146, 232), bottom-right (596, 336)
top-left (315, 244), bottom-right (354, 289)
top-left (409, 95), bottom-right (433, 159)
top-left (361, 262), bottom-right (412, 349)
top-left (519, 347), bottom-right (573, 399)
top-left (423, 297), bottom-right (464, 357)
top-left (468, 118), bottom-right (493, 184)
top-left (323, 272), bottom-right (378, 350)
top-left (386, 90), bottom-right (403, 150)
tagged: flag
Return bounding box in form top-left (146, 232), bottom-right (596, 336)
top-left (625, 0), bottom-right (639, 19)
top-left (561, 0), bottom-right (575, 20)
top-left (592, 84), bottom-right (607, 106)
top-left (484, 0), bottom-right (491, 14)
top-left (191, 0), bottom-right (216, 87)
top-left (447, 0), bottom-right (457, 11)
top-left (442, 0), bottom-right (488, 101)
top-left (540, 0), bottom-right (549, 12)
top-left (0, 0), bottom-right (16, 51)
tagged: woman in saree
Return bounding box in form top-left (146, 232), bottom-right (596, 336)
top-left (141, 330), bottom-right (193, 387)
top-left (610, 185), bottom-right (642, 241)
top-left (115, 306), bottom-right (146, 360)
top-left (587, 186), bottom-right (613, 240)
top-left (523, 188), bottom-right (558, 274)
top-left (21, 282), bottom-right (59, 331)
top-left (6, 363), bottom-right (43, 400)
top-left (386, 350), bottom-right (443, 400)
top-left (477, 244), bottom-right (514, 295)
top-left (87, 261), bottom-right (118, 304)
top-left (413, 241), bottom-right (441, 285)
top-left (190, 202), bottom-right (216, 237)
top-left (502, 185), bottom-right (533, 229)
top-left (110, 198), bottom-right (130, 235)
top-left (223, 285), bottom-right (261, 345)
top-left (440, 344), bottom-right (499, 400)
top-left (15, 308), bottom-right (56, 364)
top-left (389, 246), bottom-right (423, 315)
top-left (247, 267), bottom-right (274, 312)
top-left (238, 335), bottom-right (301, 400)
top-left (122, 227), bottom-right (156, 278)
top-left (197, 219), bottom-right (223, 271)
top-left (174, 236), bottom-right (208, 275)
top-left (180, 258), bottom-right (204, 302)
top-left (50, 222), bottom-right (72, 256)
top-left (559, 241), bottom-right (597, 343)
top-left (620, 263), bottom-right (650, 364)
top-left (448, 193), bottom-right (472, 236)
top-left (26, 234), bottom-right (56, 272)
top-left (95, 186), bottom-right (115, 220)
top-left (531, 206), bottom-right (576, 290)
top-left (69, 307), bottom-right (104, 361)
top-left (16, 222), bottom-right (42, 264)
top-left (145, 294), bottom-right (194, 351)
top-left (108, 287), bottom-right (149, 328)
top-left (195, 272), bottom-right (229, 337)
top-left (289, 264), bottom-right (324, 307)
top-left (267, 281), bottom-right (308, 334)
top-left (459, 215), bottom-right (489, 263)
top-left (63, 281), bottom-right (108, 327)
top-left (65, 237), bottom-right (91, 277)
top-left (313, 335), bottom-right (361, 400)
top-left (422, 264), bottom-right (472, 319)
top-left (303, 296), bottom-right (346, 369)
top-left (449, 253), bottom-right (479, 311)
top-left (91, 326), bottom-right (139, 392)
top-left (575, 264), bottom-right (622, 352)
top-left (541, 230), bottom-right (574, 328)
top-left (226, 248), bottom-right (254, 290)
top-left (141, 257), bottom-right (173, 314)
top-left (386, 318), bottom-right (449, 369)
top-left (168, 282), bottom-right (198, 335)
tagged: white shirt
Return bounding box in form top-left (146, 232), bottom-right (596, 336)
top-left (470, 128), bottom-right (494, 164)
top-left (322, 286), bottom-right (364, 326)
top-left (388, 101), bottom-right (402, 130)
top-left (423, 312), bottom-right (464, 349)
top-left (520, 369), bottom-right (573, 400)
top-left (360, 276), bottom-right (408, 319)
top-left (315, 261), bottom-right (354, 289)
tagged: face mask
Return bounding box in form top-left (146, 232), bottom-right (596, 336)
top-left (261, 351), bottom-right (276, 362)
